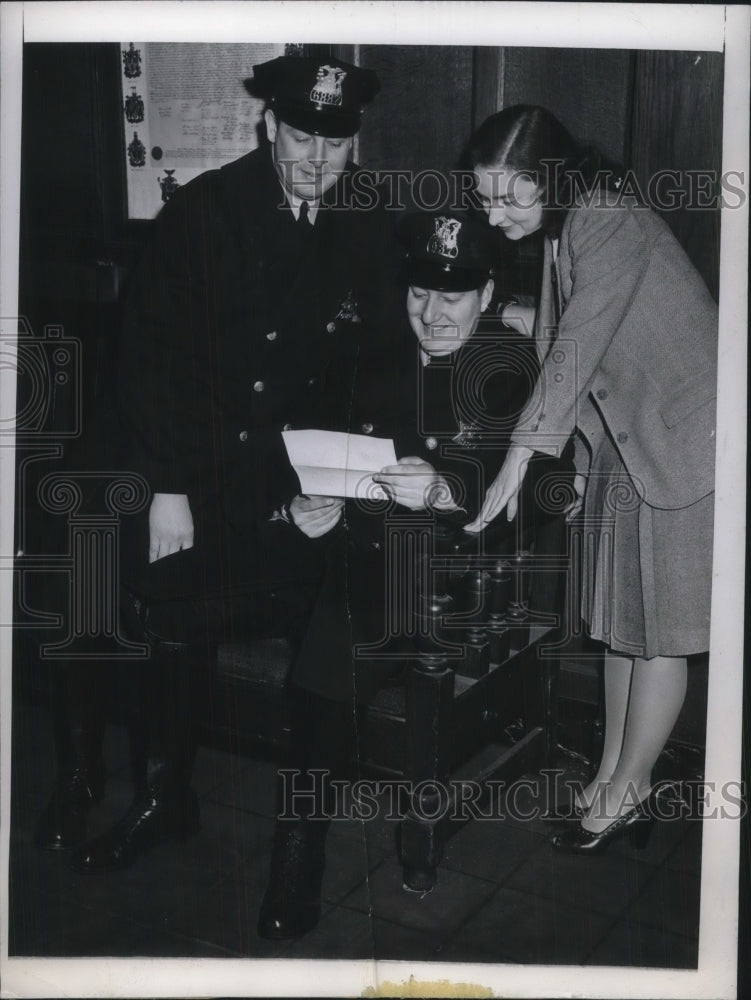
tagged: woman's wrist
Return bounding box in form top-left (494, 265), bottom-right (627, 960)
top-left (511, 443), bottom-right (535, 461)
top-left (499, 299), bottom-right (519, 326)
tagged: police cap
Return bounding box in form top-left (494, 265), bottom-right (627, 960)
top-left (398, 212), bottom-right (497, 292)
top-left (247, 55), bottom-right (380, 138)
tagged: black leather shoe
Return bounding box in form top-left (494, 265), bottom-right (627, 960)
top-left (36, 764), bottom-right (106, 851)
top-left (551, 800), bottom-right (653, 855)
top-left (257, 821), bottom-right (328, 940)
top-left (69, 789), bottom-right (199, 873)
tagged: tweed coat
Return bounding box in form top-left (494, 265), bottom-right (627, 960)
top-left (117, 145), bottom-right (399, 603)
top-left (511, 198), bottom-right (718, 510)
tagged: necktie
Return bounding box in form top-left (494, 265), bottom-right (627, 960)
top-left (298, 201), bottom-right (312, 230)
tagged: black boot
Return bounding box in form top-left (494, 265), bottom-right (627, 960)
top-left (70, 638), bottom-right (201, 873)
top-left (257, 691), bottom-right (360, 940)
top-left (257, 811), bottom-right (330, 940)
top-left (36, 662), bottom-right (106, 851)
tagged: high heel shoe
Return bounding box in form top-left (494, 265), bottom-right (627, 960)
top-left (551, 799), bottom-right (654, 855)
top-left (540, 798), bottom-right (585, 823)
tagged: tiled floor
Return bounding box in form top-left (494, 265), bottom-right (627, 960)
top-left (9, 695), bottom-right (703, 967)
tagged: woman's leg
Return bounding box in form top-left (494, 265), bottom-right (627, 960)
top-left (578, 652), bottom-right (634, 811)
top-left (582, 654), bottom-right (687, 833)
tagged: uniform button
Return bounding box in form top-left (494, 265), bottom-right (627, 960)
top-left (239, 430), bottom-right (248, 442)
top-left (361, 422), bottom-right (374, 434)
top-left (596, 388), bottom-right (608, 400)
top-left (282, 423), bottom-right (292, 431)
top-left (266, 331), bottom-right (277, 341)
top-left (253, 380), bottom-right (265, 392)
top-left (326, 321), bottom-right (336, 333)
top-left (426, 436), bottom-right (438, 451)
top-left (617, 431), bottom-right (629, 443)
top-left (554, 373), bottom-right (564, 383)
top-left (307, 377), bottom-right (316, 387)
top-left (552, 349), bottom-right (566, 364)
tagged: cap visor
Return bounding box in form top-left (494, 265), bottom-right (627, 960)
top-left (274, 102), bottom-right (360, 138)
top-left (405, 258), bottom-right (490, 293)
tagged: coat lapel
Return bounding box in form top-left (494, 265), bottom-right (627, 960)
top-left (534, 237), bottom-right (557, 364)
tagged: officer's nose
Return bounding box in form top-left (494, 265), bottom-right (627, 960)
top-left (309, 136), bottom-right (328, 168)
top-left (422, 293), bottom-right (442, 326)
top-left (488, 204), bottom-right (506, 227)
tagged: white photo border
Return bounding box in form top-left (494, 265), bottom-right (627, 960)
top-left (1, 3), bottom-right (747, 998)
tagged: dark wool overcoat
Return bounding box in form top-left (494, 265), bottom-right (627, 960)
top-left (117, 145), bottom-right (400, 606)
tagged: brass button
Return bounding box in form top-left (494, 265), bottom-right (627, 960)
top-left (307, 377), bottom-right (316, 387)
top-left (266, 331), bottom-right (277, 342)
top-left (596, 388), bottom-right (608, 400)
top-left (617, 431), bottom-right (629, 443)
top-left (554, 373), bottom-right (564, 383)
top-left (426, 436), bottom-right (438, 451)
top-left (253, 380), bottom-right (265, 392)
top-left (552, 349), bottom-right (566, 364)
top-left (362, 422), bottom-right (374, 434)
top-left (326, 321), bottom-right (336, 333)
top-left (239, 430), bottom-right (248, 442)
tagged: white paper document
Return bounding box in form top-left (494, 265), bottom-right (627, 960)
top-left (282, 430), bottom-right (397, 499)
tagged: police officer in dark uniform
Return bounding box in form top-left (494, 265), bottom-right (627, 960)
top-left (258, 212), bottom-right (571, 939)
top-left (54, 55), bottom-right (396, 874)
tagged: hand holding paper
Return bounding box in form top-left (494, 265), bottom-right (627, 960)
top-left (289, 495), bottom-right (344, 537)
top-left (373, 457), bottom-right (457, 511)
top-left (282, 430), bottom-right (397, 500)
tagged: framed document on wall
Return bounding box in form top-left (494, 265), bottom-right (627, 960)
top-left (120, 41), bottom-right (288, 218)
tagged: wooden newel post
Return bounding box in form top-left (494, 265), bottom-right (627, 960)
top-left (401, 551), bottom-right (455, 893)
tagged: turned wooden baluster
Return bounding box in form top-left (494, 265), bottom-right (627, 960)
top-left (506, 550), bottom-right (532, 655)
top-left (460, 567), bottom-right (491, 679)
top-left (487, 557), bottom-right (512, 666)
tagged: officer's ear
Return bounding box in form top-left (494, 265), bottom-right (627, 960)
top-left (480, 278), bottom-right (494, 313)
top-left (265, 108), bottom-right (278, 143)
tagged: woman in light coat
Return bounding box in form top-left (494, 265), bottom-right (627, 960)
top-left (465, 105), bottom-right (717, 853)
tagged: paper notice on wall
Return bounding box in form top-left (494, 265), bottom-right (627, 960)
top-left (282, 430), bottom-right (397, 500)
top-left (121, 41), bottom-right (285, 219)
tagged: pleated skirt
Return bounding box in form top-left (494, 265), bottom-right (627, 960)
top-left (580, 432), bottom-right (714, 659)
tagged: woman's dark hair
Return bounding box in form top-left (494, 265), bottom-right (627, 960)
top-left (466, 105), bottom-right (616, 237)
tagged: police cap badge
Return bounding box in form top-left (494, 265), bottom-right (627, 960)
top-left (246, 55), bottom-right (380, 138)
top-left (398, 212), bottom-right (497, 292)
